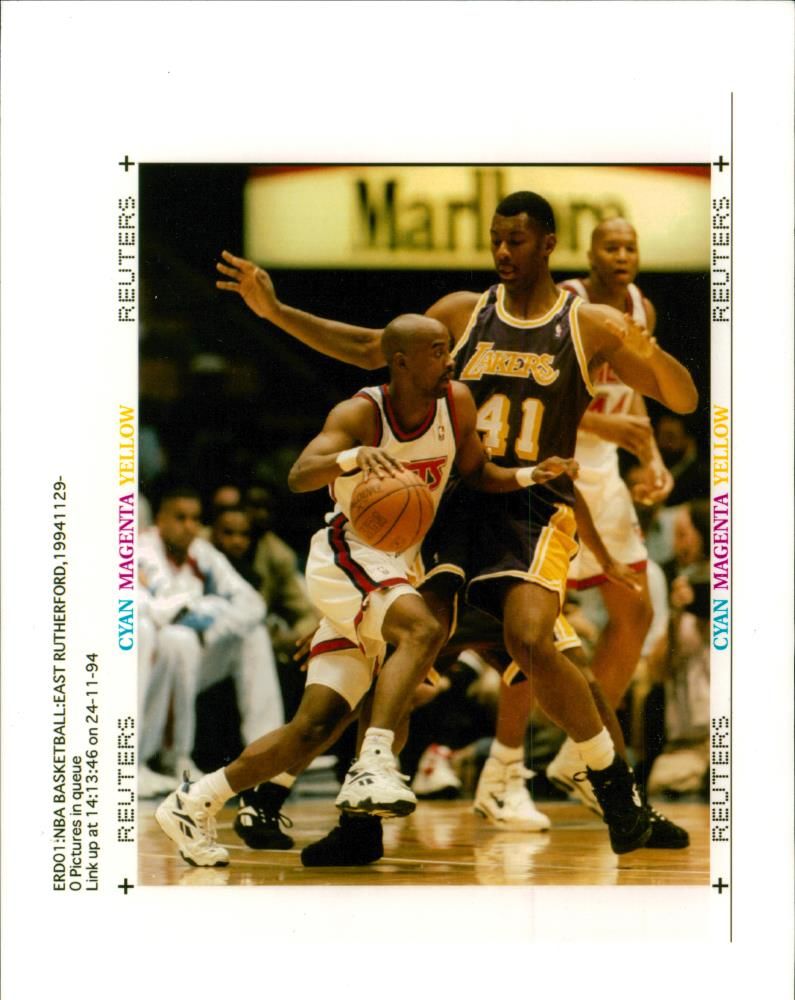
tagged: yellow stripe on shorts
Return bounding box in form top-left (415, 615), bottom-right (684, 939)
top-left (528, 504), bottom-right (579, 603)
top-left (553, 612), bottom-right (582, 651)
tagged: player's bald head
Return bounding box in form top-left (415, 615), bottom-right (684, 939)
top-left (382, 314), bottom-right (450, 365)
top-left (591, 217), bottom-right (637, 249)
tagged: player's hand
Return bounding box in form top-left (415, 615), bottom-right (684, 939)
top-left (216, 250), bottom-right (280, 322)
top-left (605, 312), bottom-right (657, 359)
top-left (532, 456), bottom-right (579, 483)
top-left (601, 558), bottom-right (643, 594)
top-left (356, 446), bottom-right (407, 480)
top-left (588, 412), bottom-right (653, 458)
top-left (293, 630), bottom-right (315, 671)
top-left (631, 460), bottom-right (674, 506)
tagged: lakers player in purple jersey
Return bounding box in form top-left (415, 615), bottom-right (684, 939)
top-left (486, 217), bottom-right (688, 845)
top-left (217, 191), bottom-right (697, 856)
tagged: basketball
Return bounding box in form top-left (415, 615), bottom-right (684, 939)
top-left (350, 470), bottom-right (434, 553)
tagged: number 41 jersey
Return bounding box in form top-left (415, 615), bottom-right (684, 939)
top-left (453, 284), bottom-right (594, 505)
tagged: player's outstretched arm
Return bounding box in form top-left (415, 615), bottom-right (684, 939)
top-left (287, 397), bottom-right (404, 492)
top-left (216, 250), bottom-right (386, 369)
top-left (580, 304), bottom-right (698, 414)
top-left (572, 486), bottom-right (641, 593)
top-left (450, 383), bottom-right (578, 492)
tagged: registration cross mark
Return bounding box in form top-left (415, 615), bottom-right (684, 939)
top-left (712, 877), bottom-right (730, 894)
top-left (712, 155), bottom-right (730, 172)
top-left (118, 877), bottom-right (135, 895)
top-left (118, 154), bottom-right (135, 172)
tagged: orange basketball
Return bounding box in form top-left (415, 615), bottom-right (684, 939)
top-left (350, 469), bottom-right (435, 553)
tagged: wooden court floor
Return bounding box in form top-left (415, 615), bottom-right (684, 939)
top-left (139, 797), bottom-right (709, 887)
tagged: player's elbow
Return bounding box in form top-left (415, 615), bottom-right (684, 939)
top-left (360, 333), bottom-right (387, 371)
top-left (673, 383), bottom-right (699, 415)
top-left (287, 463), bottom-right (309, 493)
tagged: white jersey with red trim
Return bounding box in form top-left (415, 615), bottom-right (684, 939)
top-left (560, 279), bottom-right (649, 475)
top-left (330, 383), bottom-right (459, 563)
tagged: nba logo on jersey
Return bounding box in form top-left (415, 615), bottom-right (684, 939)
top-left (554, 323), bottom-right (563, 338)
top-left (438, 424), bottom-right (445, 440)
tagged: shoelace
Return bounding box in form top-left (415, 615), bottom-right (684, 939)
top-left (353, 755), bottom-right (410, 783)
top-left (190, 806), bottom-right (219, 848)
top-left (205, 813), bottom-right (219, 845)
top-left (249, 806), bottom-right (293, 830)
top-left (571, 770), bottom-right (599, 798)
top-left (179, 772), bottom-right (221, 848)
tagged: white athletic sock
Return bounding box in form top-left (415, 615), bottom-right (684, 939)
top-left (574, 728), bottom-right (615, 772)
top-left (192, 768), bottom-right (235, 813)
top-left (490, 739), bottom-right (523, 765)
top-left (557, 736), bottom-right (580, 764)
top-left (270, 772), bottom-right (296, 790)
top-left (360, 727), bottom-right (394, 758)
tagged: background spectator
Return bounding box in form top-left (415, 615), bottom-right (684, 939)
top-left (138, 486), bottom-right (284, 783)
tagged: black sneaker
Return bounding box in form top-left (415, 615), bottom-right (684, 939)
top-left (585, 756), bottom-right (652, 855)
top-left (234, 784), bottom-right (294, 850)
top-left (301, 813), bottom-right (383, 867)
top-left (645, 806), bottom-right (690, 849)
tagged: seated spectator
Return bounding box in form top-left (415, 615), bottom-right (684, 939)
top-left (663, 498), bottom-right (711, 587)
top-left (137, 486), bottom-right (283, 790)
top-left (210, 481), bottom-right (243, 513)
top-left (644, 575), bottom-right (710, 798)
top-left (210, 505), bottom-right (261, 589)
top-left (641, 498), bottom-right (711, 797)
top-left (138, 611), bottom-right (182, 798)
top-left (655, 414), bottom-right (709, 507)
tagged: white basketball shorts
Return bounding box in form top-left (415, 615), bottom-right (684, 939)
top-left (304, 515), bottom-right (418, 708)
top-left (568, 466), bottom-right (647, 589)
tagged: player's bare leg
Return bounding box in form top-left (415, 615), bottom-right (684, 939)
top-left (225, 685), bottom-right (352, 791)
top-left (303, 692), bottom-right (414, 866)
top-left (367, 594), bottom-right (447, 732)
top-left (336, 594), bottom-right (445, 817)
top-left (502, 583), bottom-right (603, 739)
top-left (495, 674), bottom-right (534, 746)
top-left (234, 699), bottom-right (361, 850)
top-left (589, 573), bottom-right (653, 707)
top-left (501, 581), bottom-right (650, 854)
top-left (566, 646), bottom-right (627, 756)
top-left (548, 641), bottom-right (688, 847)
top-left (156, 684), bottom-right (353, 866)
top-left (549, 581), bottom-right (651, 813)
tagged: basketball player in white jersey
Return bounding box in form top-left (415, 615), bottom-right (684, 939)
top-left (543, 218), bottom-right (678, 816)
top-left (155, 313), bottom-right (576, 867)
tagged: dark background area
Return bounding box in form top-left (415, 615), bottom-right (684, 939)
top-left (140, 164), bottom-right (710, 553)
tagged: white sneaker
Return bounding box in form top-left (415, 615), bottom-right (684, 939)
top-left (155, 774), bottom-right (230, 867)
top-left (474, 757), bottom-right (550, 831)
top-left (336, 749), bottom-right (417, 818)
top-left (138, 765), bottom-right (177, 799)
top-left (546, 741), bottom-right (603, 816)
top-left (412, 744), bottom-right (462, 799)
